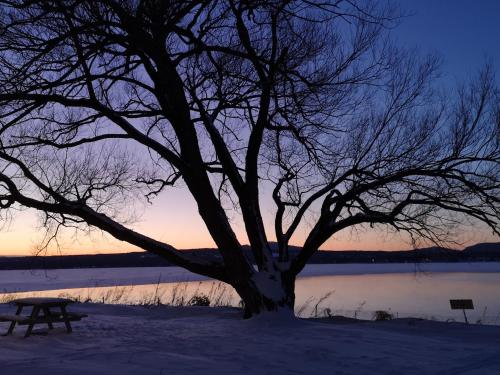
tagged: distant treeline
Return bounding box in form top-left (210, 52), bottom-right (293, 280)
top-left (0, 242), bottom-right (498, 270)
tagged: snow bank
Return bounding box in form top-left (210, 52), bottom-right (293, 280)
top-left (0, 303), bottom-right (499, 374)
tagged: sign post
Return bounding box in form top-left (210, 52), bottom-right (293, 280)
top-left (449, 299), bottom-right (474, 324)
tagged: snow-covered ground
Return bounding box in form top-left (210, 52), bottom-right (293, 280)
top-left (2, 262), bottom-right (500, 293)
top-left (1, 303), bottom-right (499, 374)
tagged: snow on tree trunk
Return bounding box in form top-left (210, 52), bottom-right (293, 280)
top-left (233, 270), bottom-right (296, 319)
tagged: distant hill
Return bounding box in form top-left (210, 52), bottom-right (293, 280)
top-left (462, 242), bottom-right (500, 256)
top-left (0, 242), bottom-right (498, 270)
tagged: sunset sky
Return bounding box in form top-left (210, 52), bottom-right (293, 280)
top-left (1, 0), bottom-right (499, 256)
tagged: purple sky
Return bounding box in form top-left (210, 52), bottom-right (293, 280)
top-left (0, 1), bottom-right (498, 255)
top-left (395, 0), bottom-right (500, 81)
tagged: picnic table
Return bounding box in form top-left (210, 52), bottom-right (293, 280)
top-left (0, 297), bottom-right (87, 338)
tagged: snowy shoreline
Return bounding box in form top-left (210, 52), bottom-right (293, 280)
top-left (1, 262), bottom-right (499, 294)
top-left (2, 265), bottom-right (500, 374)
top-left (1, 303), bottom-right (499, 374)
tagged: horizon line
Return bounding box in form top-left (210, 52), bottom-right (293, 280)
top-left (1, 241), bottom-right (498, 257)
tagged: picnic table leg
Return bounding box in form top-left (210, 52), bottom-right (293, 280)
top-left (24, 306), bottom-right (40, 338)
top-left (60, 305), bottom-right (72, 333)
top-left (4, 305), bottom-right (23, 336)
top-left (42, 307), bottom-right (54, 330)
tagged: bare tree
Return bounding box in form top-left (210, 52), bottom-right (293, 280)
top-left (0, 0), bottom-right (498, 317)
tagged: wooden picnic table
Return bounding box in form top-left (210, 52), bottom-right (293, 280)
top-left (0, 297), bottom-right (87, 338)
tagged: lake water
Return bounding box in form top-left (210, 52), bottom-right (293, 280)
top-left (1, 267), bottom-right (499, 324)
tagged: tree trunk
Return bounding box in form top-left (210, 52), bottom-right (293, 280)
top-left (232, 270), bottom-right (296, 319)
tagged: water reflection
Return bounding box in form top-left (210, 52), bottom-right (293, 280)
top-left (1, 272), bottom-right (499, 324)
top-left (295, 272), bottom-right (500, 324)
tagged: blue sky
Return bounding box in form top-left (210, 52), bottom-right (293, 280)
top-left (395, 0), bottom-right (500, 82)
top-left (0, 1), bottom-right (498, 255)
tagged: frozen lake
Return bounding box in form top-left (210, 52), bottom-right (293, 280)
top-left (1, 263), bottom-right (500, 324)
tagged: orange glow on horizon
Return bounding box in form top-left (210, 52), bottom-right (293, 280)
top-left (0, 204), bottom-right (496, 256)
top-left (0, 188), bottom-right (497, 256)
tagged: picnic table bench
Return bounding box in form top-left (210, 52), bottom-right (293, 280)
top-left (0, 297), bottom-right (87, 338)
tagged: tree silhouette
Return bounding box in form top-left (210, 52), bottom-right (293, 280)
top-left (0, 0), bottom-right (498, 317)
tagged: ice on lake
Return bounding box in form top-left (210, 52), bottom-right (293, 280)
top-left (1, 263), bottom-right (500, 324)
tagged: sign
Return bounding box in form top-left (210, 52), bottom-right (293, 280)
top-left (449, 299), bottom-right (474, 310)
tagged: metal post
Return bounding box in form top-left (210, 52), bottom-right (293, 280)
top-left (462, 309), bottom-right (468, 324)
